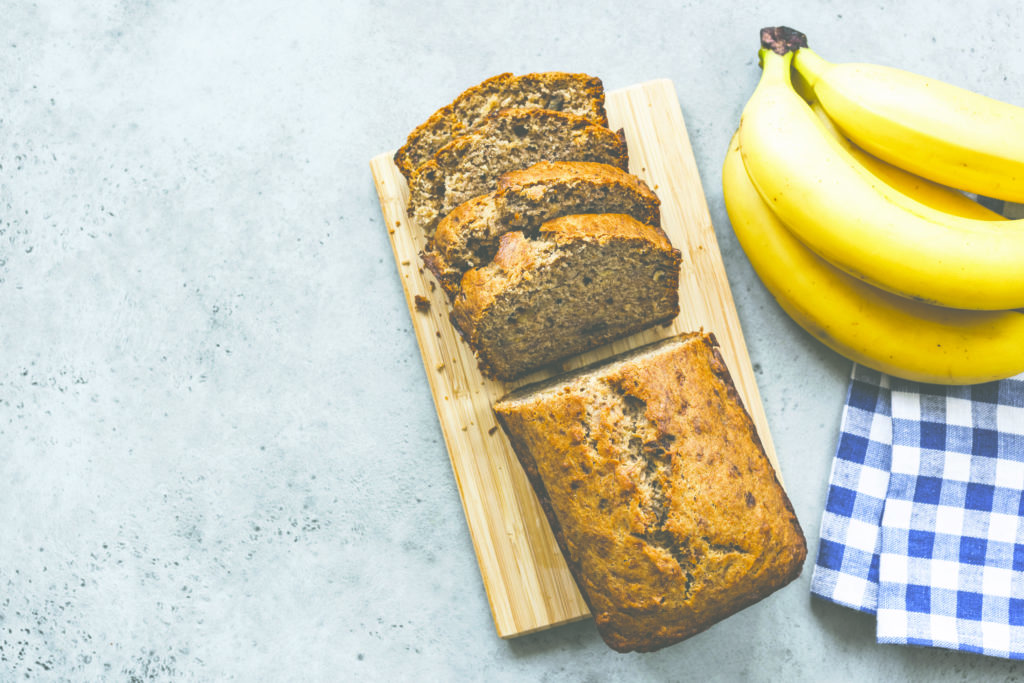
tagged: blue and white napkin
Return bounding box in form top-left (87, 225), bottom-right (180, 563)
top-left (811, 364), bottom-right (1024, 659)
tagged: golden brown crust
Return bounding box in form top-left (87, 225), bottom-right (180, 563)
top-left (497, 161), bottom-right (658, 218)
top-left (537, 212), bottom-right (672, 250)
top-left (434, 193), bottom-right (500, 245)
top-left (450, 231), bottom-right (545, 343)
top-left (422, 194), bottom-right (504, 298)
top-left (493, 334), bottom-right (807, 652)
top-left (423, 162), bottom-right (662, 301)
top-left (393, 72), bottom-right (609, 178)
top-left (394, 73), bottom-right (514, 179)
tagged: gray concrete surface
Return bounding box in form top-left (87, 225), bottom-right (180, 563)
top-left (2, 1), bottom-right (1023, 680)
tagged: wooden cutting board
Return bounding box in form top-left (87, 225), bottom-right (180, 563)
top-left (369, 79), bottom-right (780, 639)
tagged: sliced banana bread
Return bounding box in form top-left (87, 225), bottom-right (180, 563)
top-left (407, 108), bottom-right (629, 234)
top-left (493, 333), bottom-right (806, 652)
top-left (393, 72), bottom-right (608, 178)
top-left (422, 161), bottom-right (661, 299)
top-left (420, 194), bottom-right (504, 298)
top-left (450, 213), bottom-right (681, 382)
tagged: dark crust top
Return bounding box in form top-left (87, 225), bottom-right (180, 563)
top-left (393, 72), bottom-right (609, 178)
top-left (493, 333), bottom-right (807, 652)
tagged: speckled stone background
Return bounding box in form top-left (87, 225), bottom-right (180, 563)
top-left (2, 1), bottom-right (1023, 680)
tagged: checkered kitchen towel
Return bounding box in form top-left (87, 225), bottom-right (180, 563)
top-left (811, 364), bottom-right (1024, 658)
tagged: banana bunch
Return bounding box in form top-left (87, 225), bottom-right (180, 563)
top-left (724, 26), bottom-right (1024, 385)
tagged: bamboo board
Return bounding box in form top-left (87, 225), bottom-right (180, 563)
top-left (370, 79), bottom-right (780, 639)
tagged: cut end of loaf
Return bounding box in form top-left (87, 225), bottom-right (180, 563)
top-left (454, 218), bottom-right (681, 382)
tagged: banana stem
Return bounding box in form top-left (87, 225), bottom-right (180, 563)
top-left (760, 26), bottom-right (807, 55)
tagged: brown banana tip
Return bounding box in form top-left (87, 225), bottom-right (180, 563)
top-left (760, 26), bottom-right (808, 55)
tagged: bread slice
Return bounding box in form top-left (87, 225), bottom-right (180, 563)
top-left (493, 333), bottom-right (806, 652)
top-left (422, 162), bottom-right (661, 299)
top-left (450, 213), bottom-right (680, 381)
top-left (407, 108), bottom-right (628, 235)
top-left (393, 72), bottom-right (608, 178)
top-left (420, 194), bottom-right (504, 298)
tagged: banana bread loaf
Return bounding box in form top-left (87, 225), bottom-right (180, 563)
top-left (407, 108), bottom-right (628, 234)
top-left (450, 213), bottom-right (680, 381)
top-left (422, 161), bottom-right (661, 299)
top-left (393, 72), bottom-right (608, 179)
top-left (493, 332), bottom-right (807, 652)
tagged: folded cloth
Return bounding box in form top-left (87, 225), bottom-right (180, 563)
top-left (811, 364), bottom-right (1024, 659)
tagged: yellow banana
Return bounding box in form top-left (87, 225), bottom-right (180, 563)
top-left (808, 102), bottom-right (1005, 221)
top-left (793, 45), bottom-right (1024, 202)
top-left (790, 56), bottom-right (1003, 220)
top-left (787, 50), bottom-right (1003, 221)
top-left (722, 132), bottom-right (1024, 385)
top-left (738, 44), bottom-right (1024, 310)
